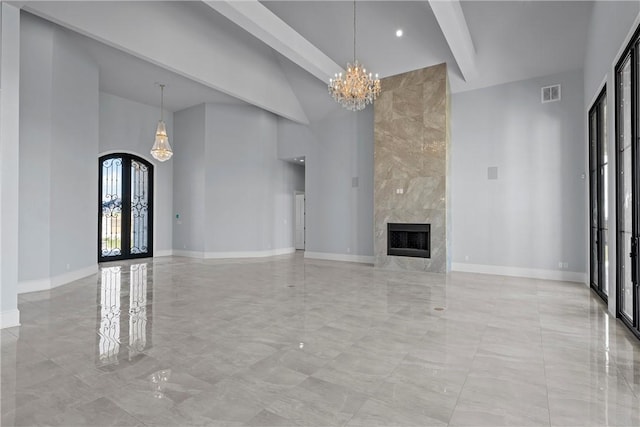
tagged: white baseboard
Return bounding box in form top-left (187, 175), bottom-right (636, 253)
top-left (18, 264), bottom-right (98, 294)
top-left (172, 249), bottom-right (204, 258)
top-left (207, 247), bottom-right (295, 259)
top-left (18, 277), bottom-right (51, 294)
top-left (451, 262), bottom-right (587, 283)
top-left (0, 309), bottom-right (20, 329)
top-left (304, 251), bottom-right (375, 265)
top-left (154, 249), bottom-right (173, 257)
top-left (173, 247), bottom-right (296, 259)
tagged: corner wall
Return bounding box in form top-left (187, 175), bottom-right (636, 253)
top-left (49, 27), bottom-right (99, 279)
top-left (18, 12), bottom-right (99, 293)
top-left (204, 104), bottom-right (295, 255)
top-left (173, 104), bottom-right (206, 254)
top-left (1, 3), bottom-right (22, 327)
top-left (277, 106), bottom-right (375, 263)
top-left (172, 103), bottom-right (298, 257)
top-left (18, 10), bottom-right (51, 284)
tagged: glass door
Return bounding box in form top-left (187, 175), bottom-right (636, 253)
top-left (616, 48), bottom-right (640, 337)
top-left (99, 154), bottom-right (154, 262)
top-left (589, 88), bottom-right (609, 301)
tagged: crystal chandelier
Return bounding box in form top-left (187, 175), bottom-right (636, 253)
top-left (150, 84), bottom-right (173, 162)
top-left (328, 0), bottom-right (381, 111)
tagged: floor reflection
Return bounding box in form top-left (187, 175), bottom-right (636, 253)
top-left (5, 255), bottom-right (640, 426)
top-left (129, 263), bottom-right (149, 354)
top-left (96, 262), bottom-right (152, 368)
top-left (149, 369), bottom-right (172, 399)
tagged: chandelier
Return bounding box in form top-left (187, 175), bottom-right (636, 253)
top-left (328, 0), bottom-right (381, 111)
top-left (150, 83), bottom-right (173, 162)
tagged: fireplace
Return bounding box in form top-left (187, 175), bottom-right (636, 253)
top-left (387, 223), bottom-right (430, 258)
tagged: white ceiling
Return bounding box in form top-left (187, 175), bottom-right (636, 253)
top-left (453, 1), bottom-right (593, 92)
top-left (262, 1), bottom-right (462, 80)
top-left (21, 1), bottom-right (595, 121)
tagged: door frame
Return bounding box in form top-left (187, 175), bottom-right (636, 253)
top-left (589, 86), bottom-right (608, 303)
top-left (294, 191), bottom-right (305, 250)
top-left (98, 153), bottom-right (154, 263)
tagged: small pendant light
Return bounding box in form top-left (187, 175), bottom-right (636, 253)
top-left (150, 83), bottom-right (173, 162)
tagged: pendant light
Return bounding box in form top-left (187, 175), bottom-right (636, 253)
top-left (150, 83), bottom-right (173, 162)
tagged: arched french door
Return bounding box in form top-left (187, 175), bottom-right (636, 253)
top-left (98, 154), bottom-right (154, 262)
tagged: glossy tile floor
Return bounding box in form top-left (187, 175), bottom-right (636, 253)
top-left (2, 254), bottom-right (639, 426)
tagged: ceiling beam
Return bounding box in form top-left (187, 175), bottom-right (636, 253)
top-left (428, 0), bottom-right (477, 82)
top-left (203, 0), bottom-right (343, 83)
top-left (22, 1), bottom-right (309, 124)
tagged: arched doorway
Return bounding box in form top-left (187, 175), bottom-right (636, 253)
top-left (98, 154), bottom-right (154, 262)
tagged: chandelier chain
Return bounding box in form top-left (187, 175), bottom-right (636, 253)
top-left (353, 0), bottom-right (356, 62)
top-left (159, 84), bottom-right (165, 121)
top-left (327, 0), bottom-right (381, 112)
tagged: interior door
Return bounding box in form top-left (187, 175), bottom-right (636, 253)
top-left (295, 193), bottom-right (305, 250)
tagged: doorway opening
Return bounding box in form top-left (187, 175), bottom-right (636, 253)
top-left (98, 153), bottom-right (154, 262)
top-left (295, 192), bottom-right (305, 250)
top-left (288, 156), bottom-right (306, 252)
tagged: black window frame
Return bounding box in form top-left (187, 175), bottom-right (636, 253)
top-left (615, 28), bottom-right (640, 340)
top-left (589, 86), bottom-right (608, 303)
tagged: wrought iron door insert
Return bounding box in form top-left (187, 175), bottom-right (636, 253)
top-left (99, 154), bottom-right (154, 262)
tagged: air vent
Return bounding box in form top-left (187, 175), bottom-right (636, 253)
top-left (541, 84), bottom-right (561, 103)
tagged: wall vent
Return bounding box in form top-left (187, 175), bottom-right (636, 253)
top-left (541, 84), bottom-right (561, 103)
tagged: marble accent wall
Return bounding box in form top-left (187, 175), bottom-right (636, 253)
top-left (374, 63), bottom-right (450, 272)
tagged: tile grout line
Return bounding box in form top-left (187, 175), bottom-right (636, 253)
top-left (537, 281), bottom-right (553, 427)
top-left (338, 323), bottom-right (409, 427)
top-left (444, 300), bottom-right (489, 426)
top-left (340, 311), bottom-right (440, 426)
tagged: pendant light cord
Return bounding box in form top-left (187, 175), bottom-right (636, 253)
top-left (353, 0), bottom-right (356, 62)
top-left (160, 84), bottom-right (164, 122)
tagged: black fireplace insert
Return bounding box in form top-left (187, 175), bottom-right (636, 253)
top-left (387, 223), bottom-right (430, 258)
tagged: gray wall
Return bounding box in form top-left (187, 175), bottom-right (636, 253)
top-left (451, 68), bottom-right (585, 274)
top-left (173, 103), bottom-right (300, 255)
top-left (99, 92), bottom-right (174, 254)
top-left (277, 107), bottom-right (374, 259)
top-left (205, 104), bottom-right (285, 253)
top-left (19, 14), bottom-right (53, 281)
top-left (173, 104), bottom-right (206, 253)
top-left (19, 13), bottom-right (99, 282)
top-left (49, 28), bottom-right (99, 277)
top-left (1, 3), bottom-right (22, 325)
top-left (278, 118), bottom-right (313, 160)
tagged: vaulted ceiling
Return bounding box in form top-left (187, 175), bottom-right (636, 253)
top-left (20, 1), bottom-right (594, 123)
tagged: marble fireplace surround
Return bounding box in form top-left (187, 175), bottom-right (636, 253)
top-left (373, 63), bottom-right (451, 273)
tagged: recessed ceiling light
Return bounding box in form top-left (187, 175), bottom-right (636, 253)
top-left (396, 29), bottom-right (403, 38)
top-left (300, 159), bottom-right (305, 163)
